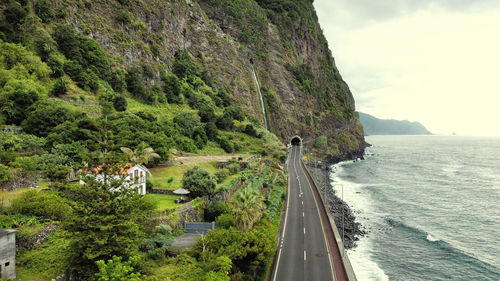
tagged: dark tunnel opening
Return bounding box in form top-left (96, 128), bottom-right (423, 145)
top-left (291, 136), bottom-right (302, 146)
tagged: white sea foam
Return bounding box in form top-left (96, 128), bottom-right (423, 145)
top-left (426, 233), bottom-right (439, 242)
top-left (330, 161), bottom-right (389, 281)
top-left (348, 236), bottom-right (389, 281)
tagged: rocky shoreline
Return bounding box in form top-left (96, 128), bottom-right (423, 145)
top-left (307, 161), bottom-right (366, 249)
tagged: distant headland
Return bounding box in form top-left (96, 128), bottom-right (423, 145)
top-left (358, 112), bottom-right (432, 135)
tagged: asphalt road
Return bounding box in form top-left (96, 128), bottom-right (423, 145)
top-left (271, 145), bottom-right (335, 281)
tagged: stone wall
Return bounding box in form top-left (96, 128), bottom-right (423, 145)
top-left (175, 199), bottom-right (205, 230)
top-left (149, 189), bottom-right (175, 195)
top-left (0, 172), bottom-right (40, 191)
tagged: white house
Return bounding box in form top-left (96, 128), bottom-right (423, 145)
top-left (79, 163), bottom-right (151, 195)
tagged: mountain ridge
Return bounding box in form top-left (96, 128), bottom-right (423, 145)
top-left (359, 112), bottom-right (432, 135)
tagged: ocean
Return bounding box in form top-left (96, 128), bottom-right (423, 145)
top-left (330, 135), bottom-right (500, 281)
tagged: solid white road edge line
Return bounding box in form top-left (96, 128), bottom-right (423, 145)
top-left (272, 146), bottom-right (294, 281)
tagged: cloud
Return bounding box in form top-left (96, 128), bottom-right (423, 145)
top-left (315, 0), bottom-right (500, 28)
top-left (314, 1), bottom-right (500, 136)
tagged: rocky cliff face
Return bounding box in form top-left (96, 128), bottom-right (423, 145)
top-left (22, 0), bottom-right (365, 160)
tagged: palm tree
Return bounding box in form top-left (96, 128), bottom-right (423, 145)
top-left (120, 142), bottom-right (160, 165)
top-left (231, 188), bottom-right (265, 231)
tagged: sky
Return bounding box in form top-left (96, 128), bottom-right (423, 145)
top-left (313, 0), bottom-right (500, 136)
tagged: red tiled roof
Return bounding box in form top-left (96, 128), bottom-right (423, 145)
top-left (79, 163), bottom-right (135, 175)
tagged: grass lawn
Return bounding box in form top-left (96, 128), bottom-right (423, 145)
top-left (0, 188), bottom-right (37, 208)
top-left (145, 194), bottom-right (181, 211)
top-left (150, 162), bottom-right (217, 190)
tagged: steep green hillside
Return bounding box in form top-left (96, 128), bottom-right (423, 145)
top-left (0, 0), bottom-right (364, 162)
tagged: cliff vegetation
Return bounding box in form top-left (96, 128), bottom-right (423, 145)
top-left (0, 0), bottom-right (364, 279)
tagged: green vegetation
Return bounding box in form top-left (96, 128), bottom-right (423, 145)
top-left (0, 1), bottom-right (335, 280)
top-left (10, 189), bottom-right (71, 221)
top-left (201, 0), bottom-right (269, 58)
top-left (17, 229), bottom-right (71, 280)
top-left (145, 194), bottom-right (180, 211)
top-left (182, 165), bottom-right (217, 199)
top-left (95, 255), bottom-right (155, 281)
top-left (149, 162), bottom-right (217, 190)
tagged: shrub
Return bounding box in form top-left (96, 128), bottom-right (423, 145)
top-left (78, 38), bottom-right (110, 80)
top-left (0, 79), bottom-right (40, 125)
top-left (182, 165), bottom-right (217, 199)
top-left (224, 107), bottom-right (244, 121)
top-left (161, 74), bottom-right (181, 104)
top-left (0, 1), bottom-right (28, 42)
top-left (272, 150), bottom-right (286, 162)
top-left (22, 102), bottom-right (77, 137)
top-left (227, 163), bottom-right (240, 175)
top-left (11, 190), bottom-right (72, 221)
top-left (126, 67), bottom-right (146, 99)
top-left (113, 95), bottom-right (127, 111)
top-left (54, 25), bottom-right (81, 61)
top-left (217, 136), bottom-right (233, 153)
top-left (243, 124), bottom-right (257, 136)
top-left (214, 168), bottom-right (229, 184)
top-left (215, 213), bottom-right (235, 229)
top-left (173, 50), bottom-right (198, 82)
top-left (204, 201), bottom-right (229, 222)
top-left (42, 163), bottom-right (72, 185)
top-left (194, 220), bottom-right (275, 276)
top-left (204, 121), bottom-right (218, 141)
top-left (314, 135), bottom-right (327, 148)
top-left (11, 156), bottom-right (41, 173)
top-left (116, 10), bottom-right (132, 25)
top-left (142, 64), bottom-right (154, 79)
top-left (0, 164), bottom-right (11, 184)
top-left (50, 78), bottom-right (67, 96)
top-left (173, 112), bottom-right (202, 138)
top-left (150, 44), bottom-right (160, 58)
top-left (140, 224), bottom-right (173, 259)
top-left (95, 256), bottom-right (154, 281)
top-left (109, 69), bottom-right (127, 93)
top-left (46, 52), bottom-right (65, 78)
top-left (34, 0), bottom-right (54, 23)
top-left (64, 60), bottom-right (84, 80)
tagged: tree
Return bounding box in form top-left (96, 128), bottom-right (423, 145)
top-left (161, 73), bottom-right (181, 104)
top-left (172, 50), bottom-right (198, 82)
top-left (42, 163), bottom-right (72, 186)
top-left (182, 165), bottom-right (217, 199)
top-left (64, 154), bottom-right (156, 278)
top-left (194, 220), bottom-right (274, 277)
top-left (120, 142), bottom-right (160, 165)
top-left (231, 188), bottom-right (264, 231)
top-left (0, 79), bottom-right (40, 125)
top-left (126, 67), bottom-right (146, 100)
top-left (50, 78), bottom-right (67, 96)
top-left (22, 101), bottom-right (77, 137)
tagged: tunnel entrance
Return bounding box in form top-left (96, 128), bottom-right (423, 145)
top-left (291, 136), bottom-right (302, 146)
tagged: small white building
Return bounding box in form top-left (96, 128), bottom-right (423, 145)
top-left (80, 163), bottom-right (150, 195)
top-left (0, 229), bottom-right (16, 280)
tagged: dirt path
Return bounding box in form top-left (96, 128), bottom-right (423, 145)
top-left (172, 154), bottom-right (250, 165)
